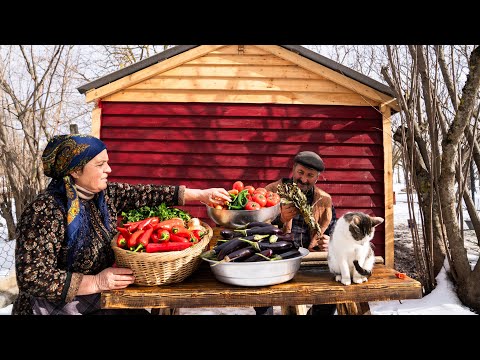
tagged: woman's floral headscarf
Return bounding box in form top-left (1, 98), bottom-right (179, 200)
top-left (42, 134), bottom-right (110, 267)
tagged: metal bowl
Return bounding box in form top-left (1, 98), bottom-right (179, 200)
top-left (201, 247), bottom-right (309, 286)
top-left (205, 203), bottom-right (281, 228)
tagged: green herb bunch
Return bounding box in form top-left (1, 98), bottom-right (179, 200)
top-left (276, 182), bottom-right (322, 237)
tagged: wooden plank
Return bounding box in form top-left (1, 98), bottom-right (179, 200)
top-left (103, 140), bottom-right (382, 157)
top-left (106, 152), bottom-right (383, 170)
top-left (85, 45), bottom-right (226, 103)
top-left (106, 165), bottom-right (385, 183)
top-left (130, 77), bottom-right (351, 93)
top-left (210, 45), bottom-right (271, 55)
top-left (100, 128), bottom-right (383, 145)
top-left (161, 64), bottom-right (322, 79)
top-left (103, 89), bottom-right (379, 107)
top-left (91, 105), bottom-right (101, 138)
top-left (186, 54), bottom-right (292, 66)
top-left (100, 101), bottom-right (382, 119)
top-left (100, 263), bottom-right (422, 310)
top-left (381, 104), bottom-right (394, 267)
top-left (102, 116), bottom-right (382, 132)
top-left (256, 45), bottom-right (397, 108)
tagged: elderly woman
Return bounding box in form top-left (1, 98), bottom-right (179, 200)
top-left (13, 134), bottom-right (230, 315)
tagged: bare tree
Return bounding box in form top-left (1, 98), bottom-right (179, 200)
top-left (0, 45), bottom-right (91, 240)
top-left (382, 45), bottom-right (480, 312)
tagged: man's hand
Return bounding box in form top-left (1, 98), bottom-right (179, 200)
top-left (280, 203), bottom-right (299, 223)
top-left (308, 234), bottom-right (330, 252)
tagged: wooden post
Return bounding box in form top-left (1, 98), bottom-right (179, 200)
top-left (69, 124), bottom-right (79, 134)
top-left (381, 104), bottom-right (394, 268)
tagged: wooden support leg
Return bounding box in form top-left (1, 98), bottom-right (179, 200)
top-left (336, 302), bottom-right (371, 315)
top-left (151, 308), bottom-right (178, 315)
top-left (281, 305), bottom-right (308, 315)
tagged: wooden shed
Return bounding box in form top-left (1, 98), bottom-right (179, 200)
top-left (78, 45), bottom-right (399, 266)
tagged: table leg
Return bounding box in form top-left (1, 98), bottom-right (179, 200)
top-left (280, 305), bottom-right (308, 315)
top-left (151, 308), bottom-right (178, 315)
top-left (336, 302), bottom-right (371, 315)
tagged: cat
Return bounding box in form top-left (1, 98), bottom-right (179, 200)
top-left (327, 212), bottom-right (384, 285)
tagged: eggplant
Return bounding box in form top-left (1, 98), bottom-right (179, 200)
top-left (220, 229), bottom-right (237, 240)
top-left (244, 221), bottom-right (275, 229)
top-left (258, 240), bottom-right (294, 253)
top-left (274, 232), bottom-right (295, 242)
top-left (234, 225), bottom-right (282, 237)
top-left (217, 239), bottom-right (250, 261)
top-left (224, 246), bottom-right (256, 262)
top-left (243, 249), bottom-right (274, 262)
top-left (273, 249), bottom-right (301, 260)
top-left (214, 234), bottom-right (269, 252)
top-left (212, 239), bottom-right (233, 253)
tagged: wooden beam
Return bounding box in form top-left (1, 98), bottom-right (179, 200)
top-left (381, 104), bottom-right (394, 268)
top-left (85, 45), bottom-right (226, 103)
top-left (104, 89), bottom-right (379, 107)
top-left (257, 45), bottom-right (398, 109)
top-left (91, 104), bottom-right (101, 138)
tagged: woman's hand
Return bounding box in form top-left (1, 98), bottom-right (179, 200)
top-left (94, 267), bottom-right (135, 291)
top-left (186, 187), bottom-right (231, 206)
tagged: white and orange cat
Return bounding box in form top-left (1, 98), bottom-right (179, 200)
top-left (327, 212), bottom-right (384, 285)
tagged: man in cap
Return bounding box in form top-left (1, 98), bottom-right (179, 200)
top-left (254, 150), bottom-right (337, 315)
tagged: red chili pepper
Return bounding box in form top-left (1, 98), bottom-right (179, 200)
top-left (153, 218), bottom-right (185, 231)
top-left (127, 229), bottom-right (145, 249)
top-left (146, 242), bottom-right (192, 253)
top-left (138, 227), bottom-right (154, 247)
top-left (169, 233), bottom-right (191, 243)
top-left (158, 229), bottom-right (170, 242)
top-left (151, 231), bottom-right (160, 243)
top-left (171, 225), bottom-right (194, 239)
top-left (116, 227), bottom-right (132, 241)
top-left (116, 234), bottom-right (127, 249)
top-left (137, 217), bottom-right (158, 231)
top-left (122, 219), bottom-right (145, 231)
top-left (192, 229), bottom-right (205, 241)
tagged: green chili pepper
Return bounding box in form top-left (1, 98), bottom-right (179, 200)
top-left (228, 189), bottom-right (249, 210)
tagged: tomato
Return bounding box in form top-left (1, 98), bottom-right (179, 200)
top-left (253, 187), bottom-right (267, 195)
top-left (245, 201), bottom-right (260, 210)
top-left (243, 185), bottom-right (255, 195)
top-left (265, 192), bottom-right (280, 207)
top-left (252, 193), bottom-right (267, 207)
top-left (232, 181), bottom-right (244, 192)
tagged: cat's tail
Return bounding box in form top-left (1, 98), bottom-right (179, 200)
top-left (353, 260), bottom-right (372, 276)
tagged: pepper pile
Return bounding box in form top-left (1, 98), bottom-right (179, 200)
top-left (116, 216), bottom-right (207, 253)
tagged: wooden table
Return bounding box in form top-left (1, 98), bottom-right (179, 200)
top-left (101, 261), bottom-right (422, 315)
top-left (103, 227), bottom-right (422, 315)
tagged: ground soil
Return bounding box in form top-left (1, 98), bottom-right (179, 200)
top-left (393, 223), bottom-right (480, 281)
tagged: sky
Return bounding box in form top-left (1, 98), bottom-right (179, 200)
top-left (0, 181), bottom-right (478, 315)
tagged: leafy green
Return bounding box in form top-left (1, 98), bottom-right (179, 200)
top-left (121, 203), bottom-right (191, 224)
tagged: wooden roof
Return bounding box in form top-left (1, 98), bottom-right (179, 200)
top-left (77, 45), bottom-right (399, 112)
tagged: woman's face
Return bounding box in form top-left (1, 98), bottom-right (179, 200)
top-left (292, 163), bottom-right (320, 192)
top-left (71, 149), bottom-right (111, 193)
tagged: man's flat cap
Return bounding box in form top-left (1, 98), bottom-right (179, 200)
top-left (294, 151), bottom-right (325, 172)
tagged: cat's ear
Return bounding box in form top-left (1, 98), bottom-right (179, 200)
top-left (371, 217), bottom-right (384, 227)
top-left (352, 214), bottom-right (362, 225)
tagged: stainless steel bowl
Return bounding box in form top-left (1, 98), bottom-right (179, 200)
top-left (205, 203), bottom-right (280, 228)
top-left (201, 247), bottom-right (309, 286)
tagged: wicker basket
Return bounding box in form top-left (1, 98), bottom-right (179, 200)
top-left (111, 222), bottom-right (213, 286)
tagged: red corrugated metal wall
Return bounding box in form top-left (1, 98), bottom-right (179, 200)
top-left (100, 101), bottom-right (385, 257)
